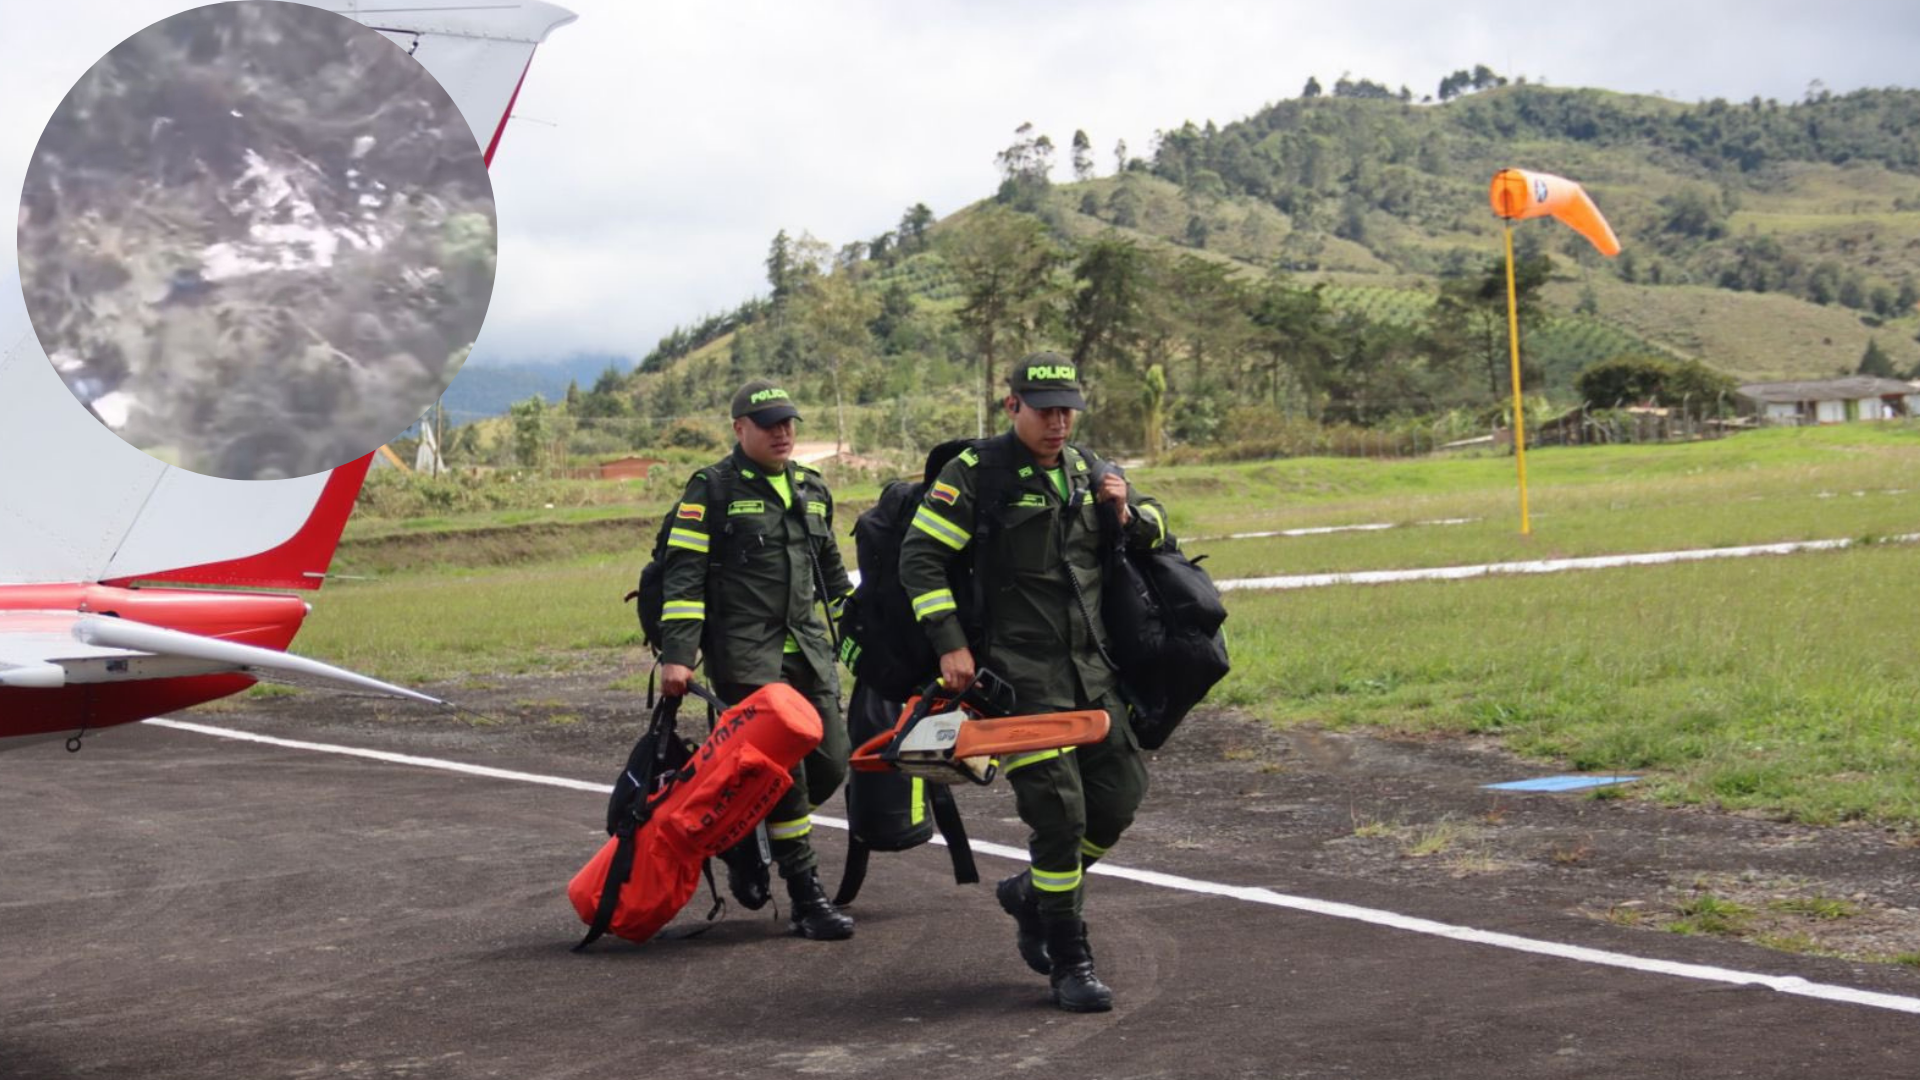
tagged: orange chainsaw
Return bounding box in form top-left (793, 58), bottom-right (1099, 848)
top-left (849, 669), bottom-right (1110, 785)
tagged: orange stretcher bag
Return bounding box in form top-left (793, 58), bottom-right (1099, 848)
top-left (569, 682), bottom-right (822, 948)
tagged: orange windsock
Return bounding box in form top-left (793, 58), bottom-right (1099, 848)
top-left (1489, 168), bottom-right (1621, 257)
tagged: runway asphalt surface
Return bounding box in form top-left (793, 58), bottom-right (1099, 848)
top-left (6, 710), bottom-right (1920, 1080)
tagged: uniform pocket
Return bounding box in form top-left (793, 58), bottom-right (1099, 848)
top-left (997, 503), bottom-right (1055, 572)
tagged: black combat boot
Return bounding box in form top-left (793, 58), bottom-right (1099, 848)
top-left (719, 835), bottom-right (771, 910)
top-left (785, 870), bottom-right (855, 941)
top-left (995, 871), bottom-right (1051, 974)
top-left (1044, 918), bottom-right (1113, 1013)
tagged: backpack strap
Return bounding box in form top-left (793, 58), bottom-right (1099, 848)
top-left (927, 784), bottom-right (978, 885)
top-left (799, 471), bottom-right (844, 656)
top-left (966, 436), bottom-right (1015, 657)
top-left (693, 460), bottom-right (734, 670)
top-left (831, 834), bottom-right (871, 907)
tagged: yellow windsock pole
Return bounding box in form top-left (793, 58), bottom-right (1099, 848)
top-left (1489, 168), bottom-right (1622, 536)
top-left (1502, 223), bottom-right (1531, 535)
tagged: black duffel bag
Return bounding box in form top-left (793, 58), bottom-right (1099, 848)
top-left (1096, 498), bottom-right (1230, 751)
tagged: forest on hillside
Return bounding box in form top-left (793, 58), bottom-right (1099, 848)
top-left (450, 73), bottom-right (1920, 470)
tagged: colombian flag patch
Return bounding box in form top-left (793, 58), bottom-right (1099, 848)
top-left (676, 504), bottom-right (705, 522)
top-left (929, 482), bottom-right (959, 505)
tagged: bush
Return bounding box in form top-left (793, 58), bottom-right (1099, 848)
top-left (661, 419), bottom-right (724, 451)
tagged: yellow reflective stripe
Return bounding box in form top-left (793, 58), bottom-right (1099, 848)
top-left (912, 506), bottom-right (968, 551)
top-left (1029, 866), bottom-right (1082, 893)
top-left (661, 600), bottom-right (705, 621)
top-left (1001, 746), bottom-right (1074, 773)
top-left (1139, 503), bottom-right (1165, 547)
top-left (911, 588), bottom-right (957, 619)
top-left (958, 448), bottom-right (979, 466)
top-left (1079, 838), bottom-right (1110, 860)
top-left (909, 777), bottom-right (925, 826)
top-left (667, 528), bottom-right (710, 553)
top-left (767, 815), bottom-right (812, 841)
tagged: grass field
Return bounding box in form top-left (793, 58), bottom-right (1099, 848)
top-left (300, 425), bottom-right (1920, 825)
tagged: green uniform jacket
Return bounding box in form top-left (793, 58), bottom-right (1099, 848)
top-left (658, 446), bottom-right (853, 688)
top-left (897, 432), bottom-right (1168, 709)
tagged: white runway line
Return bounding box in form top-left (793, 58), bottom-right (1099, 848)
top-left (146, 718), bottom-right (610, 794)
top-left (1194, 517), bottom-right (1475, 542)
top-left (147, 716), bottom-right (1920, 1017)
top-left (1217, 532), bottom-right (1920, 592)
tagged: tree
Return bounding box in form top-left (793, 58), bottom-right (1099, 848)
top-left (766, 229), bottom-right (796, 305)
top-left (1429, 253), bottom-right (1553, 395)
top-left (1067, 235), bottom-right (1149, 373)
top-left (1302, 76), bottom-right (1321, 99)
top-left (1807, 261), bottom-right (1841, 305)
top-left (868, 280), bottom-right (916, 354)
top-left (1660, 360), bottom-right (1738, 417)
top-left (1071, 128), bottom-right (1095, 181)
top-left (797, 271), bottom-right (881, 453)
top-left (1658, 188), bottom-right (1728, 239)
top-left (1575, 356), bottom-right (1672, 408)
top-left (994, 122), bottom-right (1055, 210)
top-left (1162, 254), bottom-right (1247, 389)
top-left (897, 203), bottom-right (935, 255)
top-left (1838, 270), bottom-right (1867, 311)
top-left (943, 207), bottom-right (1062, 434)
top-left (1142, 364), bottom-right (1167, 460)
top-left (1113, 138), bottom-right (1128, 176)
top-left (1858, 338), bottom-right (1897, 378)
top-left (1248, 276), bottom-right (1336, 412)
top-left (509, 394), bottom-right (552, 467)
top-left (1184, 213), bottom-right (1211, 248)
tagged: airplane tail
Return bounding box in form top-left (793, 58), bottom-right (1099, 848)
top-left (107, 455), bottom-right (375, 591)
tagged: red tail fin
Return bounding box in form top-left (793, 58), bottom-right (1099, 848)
top-left (104, 455), bottom-right (373, 591)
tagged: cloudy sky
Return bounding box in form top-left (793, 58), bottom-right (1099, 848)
top-left (5, 1), bottom-right (1918, 369)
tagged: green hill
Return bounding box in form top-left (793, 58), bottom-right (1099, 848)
top-left (484, 78), bottom-right (1920, 463)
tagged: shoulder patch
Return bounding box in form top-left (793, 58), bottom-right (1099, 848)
top-left (1075, 457), bottom-right (1089, 472)
top-left (676, 503), bottom-right (705, 522)
top-left (957, 448), bottom-right (980, 467)
top-left (928, 481), bottom-right (959, 505)
top-left (1017, 465), bottom-right (1034, 478)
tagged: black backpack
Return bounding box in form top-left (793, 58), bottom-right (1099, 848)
top-left (1095, 492), bottom-right (1230, 750)
top-left (630, 462), bottom-right (733, 653)
top-left (836, 438), bottom-right (993, 700)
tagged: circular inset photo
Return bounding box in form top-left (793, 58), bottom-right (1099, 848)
top-left (17, 0), bottom-right (496, 480)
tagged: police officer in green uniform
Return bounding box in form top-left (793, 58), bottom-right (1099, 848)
top-left (899, 354), bottom-right (1169, 1012)
top-left (657, 379), bottom-right (857, 941)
